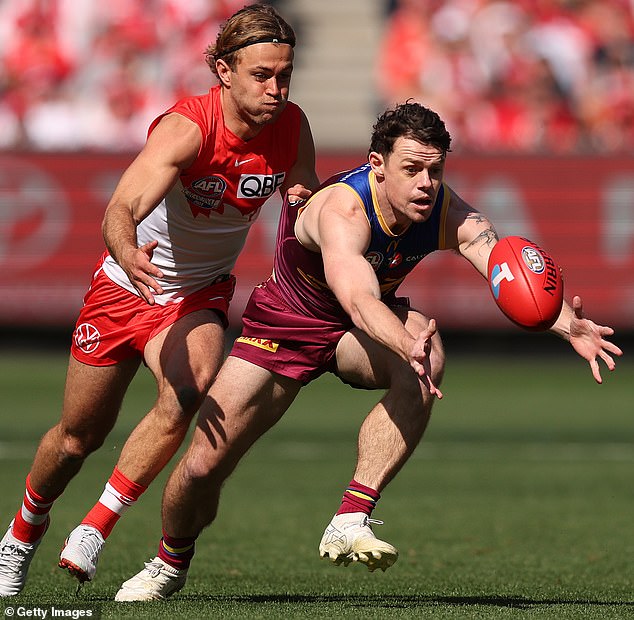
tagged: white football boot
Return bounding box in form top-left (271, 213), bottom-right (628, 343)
top-left (0, 519), bottom-right (47, 596)
top-left (58, 524), bottom-right (105, 582)
top-left (319, 512), bottom-right (398, 572)
top-left (115, 557), bottom-right (187, 601)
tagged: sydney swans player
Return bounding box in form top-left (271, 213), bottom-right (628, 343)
top-left (0, 4), bottom-right (318, 597)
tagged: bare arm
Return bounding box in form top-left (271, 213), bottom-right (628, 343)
top-left (444, 188), bottom-right (499, 275)
top-left (297, 188), bottom-right (442, 396)
top-left (280, 110), bottom-right (319, 202)
top-left (445, 187), bottom-right (622, 383)
top-left (102, 113), bottom-right (201, 304)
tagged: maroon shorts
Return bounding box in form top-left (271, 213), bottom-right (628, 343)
top-left (71, 266), bottom-right (235, 367)
top-left (230, 278), bottom-right (348, 384)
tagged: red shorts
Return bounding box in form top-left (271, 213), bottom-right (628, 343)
top-left (71, 267), bottom-right (235, 367)
top-left (229, 278), bottom-right (348, 384)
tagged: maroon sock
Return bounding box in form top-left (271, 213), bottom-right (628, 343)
top-left (336, 479), bottom-right (380, 516)
top-left (158, 531), bottom-right (196, 570)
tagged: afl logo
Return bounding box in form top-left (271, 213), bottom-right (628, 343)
top-left (191, 176), bottom-right (227, 198)
top-left (184, 176), bottom-right (228, 216)
top-left (521, 246), bottom-right (545, 274)
top-left (74, 323), bottom-right (101, 353)
top-left (365, 251), bottom-right (383, 271)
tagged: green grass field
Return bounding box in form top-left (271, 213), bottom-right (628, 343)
top-left (0, 345), bottom-right (632, 619)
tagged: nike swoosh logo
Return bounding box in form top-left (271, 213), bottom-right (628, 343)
top-left (235, 158), bottom-right (255, 167)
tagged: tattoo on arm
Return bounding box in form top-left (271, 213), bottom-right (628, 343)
top-left (463, 217), bottom-right (499, 251)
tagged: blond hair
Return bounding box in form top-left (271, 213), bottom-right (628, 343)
top-left (205, 4), bottom-right (296, 78)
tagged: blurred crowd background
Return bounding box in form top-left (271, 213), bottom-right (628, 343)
top-left (1, 0), bottom-right (633, 153)
top-left (378, 0), bottom-right (634, 153)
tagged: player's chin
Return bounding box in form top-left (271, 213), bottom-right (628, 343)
top-left (258, 102), bottom-right (286, 123)
top-left (410, 205), bottom-right (432, 221)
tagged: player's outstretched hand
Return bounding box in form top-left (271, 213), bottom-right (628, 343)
top-left (568, 295), bottom-right (622, 384)
top-left (409, 318), bottom-right (443, 400)
top-left (120, 240), bottom-right (165, 305)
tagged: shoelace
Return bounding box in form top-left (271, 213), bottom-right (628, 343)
top-left (0, 543), bottom-right (29, 575)
top-left (73, 529), bottom-right (103, 562)
top-left (144, 560), bottom-right (172, 579)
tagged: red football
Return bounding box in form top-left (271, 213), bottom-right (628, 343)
top-left (487, 236), bottom-right (564, 331)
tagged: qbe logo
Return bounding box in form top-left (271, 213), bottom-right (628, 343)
top-left (238, 173), bottom-right (285, 199)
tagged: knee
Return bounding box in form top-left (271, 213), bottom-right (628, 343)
top-left (157, 384), bottom-right (206, 429)
top-left (56, 427), bottom-right (104, 463)
top-left (175, 385), bottom-right (205, 416)
top-left (180, 443), bottom-right (219, 483)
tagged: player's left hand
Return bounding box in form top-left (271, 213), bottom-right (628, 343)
top-left (286, 184), bottom-right (312, 205)
top-left (409, 318), bottom-right (443, 399)
top-left (568, 295), bottom-right (623, 384)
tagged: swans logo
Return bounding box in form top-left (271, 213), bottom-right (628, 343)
top-left (74, 323), bottom-right (101, 353)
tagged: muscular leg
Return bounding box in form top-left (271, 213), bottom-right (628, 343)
top-left (28, 355), bottom-right (140, 498)
top-left (116, 309), bottom-right (226, 486)
top-left (0, 356), bottom-right (141, 597)
top-left (113, 357), bottom-right (302, 601)
top-left (57, 310), bottom-right (227, 584)
top-left (162, 356), bottom-right (303, 538)
top-left (317, 309), bottom-right (444, 571)
top-left (334, 308), bottom-right (445, 492)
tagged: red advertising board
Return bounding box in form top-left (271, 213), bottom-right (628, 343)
top-left (0, 152), bottom-right (632, 330)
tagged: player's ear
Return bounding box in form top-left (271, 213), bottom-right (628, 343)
top-left (368, 151), bottom-right (385, 179)
top-left (216, 59), bottom-right (232, 87)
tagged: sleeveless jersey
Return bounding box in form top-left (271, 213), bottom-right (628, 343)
top-left (273, 163), bottom-right (451, 324)
top-left (102, 84), bottom-right (302, 304)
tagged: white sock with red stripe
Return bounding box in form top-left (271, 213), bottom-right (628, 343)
top-left (11, 475), bottom-right (57, 543)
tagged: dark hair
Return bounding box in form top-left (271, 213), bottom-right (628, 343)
top-left (206, 4), bottom-right (296, 78)
top-left (369, 101), bottom-right (452, 157)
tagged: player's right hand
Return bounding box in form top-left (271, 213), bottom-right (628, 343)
top-left (409, 318), bottom-right (443, 399)
top-left (120, 240), bottom-right (164, 305)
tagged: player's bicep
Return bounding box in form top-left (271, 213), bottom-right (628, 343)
top-left (319, 207), bottom-right (377, 312)
top-left (108, 114), bottom-right (201, 223)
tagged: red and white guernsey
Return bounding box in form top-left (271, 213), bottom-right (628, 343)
top-left (102, 85), bottom-right (301, 304)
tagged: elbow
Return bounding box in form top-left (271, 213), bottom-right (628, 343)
top-left (346, 298), bottom-right (370, 331)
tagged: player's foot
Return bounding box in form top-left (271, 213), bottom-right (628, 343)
top-left (58, 525), bottom-right (105, 583)
top-left (0, 519), bottom-right (47, 596)
top-left (115, 557), bottom-right (187, 601)
top-left (319, 512), bottom-right (398, 572)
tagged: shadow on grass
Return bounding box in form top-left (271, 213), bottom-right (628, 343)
top-left (133, 593), bottom-right (634, 610)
